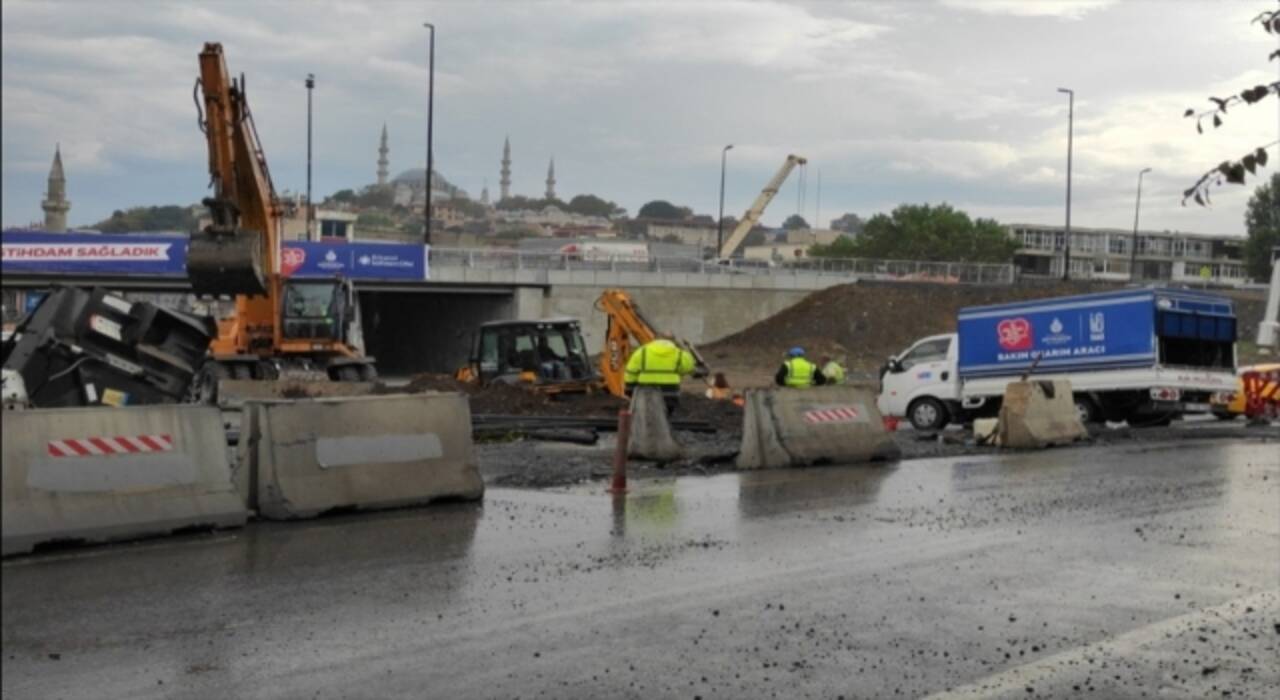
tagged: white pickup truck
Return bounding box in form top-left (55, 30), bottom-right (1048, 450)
top-left (877, 288), bottom-right (1238, 430)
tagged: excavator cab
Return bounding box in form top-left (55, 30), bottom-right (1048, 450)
top-left (281, 279), bottom-right (349, 343)
top-left (458, 319), bottom-right (597, 393)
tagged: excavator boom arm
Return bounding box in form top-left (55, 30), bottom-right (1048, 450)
top-left (190, 42), bottom-right (276, 296)
top-left (717, 154), bottom-right (807, 260)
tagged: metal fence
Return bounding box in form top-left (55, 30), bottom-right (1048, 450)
top-left (428, 248), bottom-right (1016, 285)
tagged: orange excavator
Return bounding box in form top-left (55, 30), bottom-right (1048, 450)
top-left (189, 43), bottom-right (374, 401)
top-left (456, 288), bottom-right (708, 397)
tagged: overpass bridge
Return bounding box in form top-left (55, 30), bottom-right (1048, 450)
top-left (3, 246), bottom-right (1014, 376)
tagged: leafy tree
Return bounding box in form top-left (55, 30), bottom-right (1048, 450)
top-left (637, 200), bottom-right (692, 220)
top-left (808, 203), bottom-right (1016, 263)
top-left (1182, 10), bottom-right (1280, 205)
top-left (743, 228), bottom-right (767, 247)
top-left (830, 212), bottom-right (865, 235)
top-left (92, 205), bottom-right (199, 233)
top-left (782, 214), bottom-right (809, 230)
top-left (1244, 172), bottom-right (1280, 279)
top-left (808, 236), bottom-right (859, 258)
top-left (330, 189), bottom-right (357, 204)
top-left (355, 186), bottom-right (394, 209)
top-left (565, 194), bottom-right (626, 218)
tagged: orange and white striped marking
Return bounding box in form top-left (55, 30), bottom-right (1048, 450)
top-left (803, 406), bottom-right (861, 424)
top-left (46, 434), bottom-right (174, 458)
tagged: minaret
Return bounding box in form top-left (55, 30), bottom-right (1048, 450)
top-left (41, 144), bottom-right (70, 232)
top-left (376, 124), bottom-right (390, 186)
top-left (480, 179), bottom-right (490, 206)
top-left (545, 157), bottom-right (556, 200)
top-left (499, 136), bottom-right (512, 201)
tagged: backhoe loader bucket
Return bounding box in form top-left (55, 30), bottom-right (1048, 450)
top-left (188, 228), bottom-right (266, 297)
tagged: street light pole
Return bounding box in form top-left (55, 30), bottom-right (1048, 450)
top-left (305, 73), bottom-right (315, 241)
top-left (717, 144), bottom-right (733, 255)
top-left (1129, 167), bottom-right (1151, 282)
top-left (423, 22), bottom-right (435, 246)
top-left (1058, 87), bottom-right (1074, 281)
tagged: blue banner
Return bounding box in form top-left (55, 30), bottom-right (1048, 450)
top-left (2, 231), bottom-right (428, 282)
top-left (957, 291), bottom-right (1158, 377)
top-left (2, 230), bottom-right (187, 276)
top-left (280, 241), bottom-right (429, 280)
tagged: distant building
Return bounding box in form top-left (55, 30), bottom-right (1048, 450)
top-left (1007, 223), bottom-right (1250, 286)
top-left (545, 158), bottom-right (556, 200)
top-left (743, 244), bottom-right (808, 263)
top-left (785, 228), bottom-right (846, 247)
top-left (41, 145), bottom-right (70, 232)
top-left (643, 221), bottom-right (719, 250)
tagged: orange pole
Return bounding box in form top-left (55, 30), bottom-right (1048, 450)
top-left (610, 408), bottom-right (631, 494)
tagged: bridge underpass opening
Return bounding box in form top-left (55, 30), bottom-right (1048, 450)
top-left (358, 290), bottom-right (515, 377)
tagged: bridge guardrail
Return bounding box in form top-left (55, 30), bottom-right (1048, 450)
top-left (427, 248), bottom-right (1015, 285)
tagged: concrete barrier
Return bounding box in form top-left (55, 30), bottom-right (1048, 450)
top-left (240, 393), bottom-right (483, 520)
top-left (996, 380), bottom-right (1087, 448)
top-left (737, 387), bottom-right (900, 470)
top-left (2, 405), bottom-right (246, 556)
top-left (627, 388), bottom-right (682, 461)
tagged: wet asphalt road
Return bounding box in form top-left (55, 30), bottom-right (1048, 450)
top-left (3, 437), bottom-right (1278, 699)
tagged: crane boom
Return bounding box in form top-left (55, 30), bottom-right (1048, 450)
top-left (717, 154), bottom-right (807, 260)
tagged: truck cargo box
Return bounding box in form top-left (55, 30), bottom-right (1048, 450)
top-left (957, 288), bottom-right (1235, 379)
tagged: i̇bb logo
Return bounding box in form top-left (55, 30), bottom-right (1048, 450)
top-left (997, 317), bottom-right (1032, 351)
top-left (281, 247), bottom-right (306, 277)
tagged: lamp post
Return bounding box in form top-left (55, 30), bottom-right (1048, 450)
top-left (716, 144), bottom-right (733, 255)
top-left (1129, 167), bottom-right (1151, 282)
top-left (1057, 87), bottom-right (1074, 281)
top-left (423, 22), bottom-right (435, 245)
top-left (305, 73), bottom-right (315, 241)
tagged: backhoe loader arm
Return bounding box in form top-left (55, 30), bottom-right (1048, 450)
top-left (596, 289), bottom-right (709, 397)
top-left (190, 42), bottom-right (277, 297)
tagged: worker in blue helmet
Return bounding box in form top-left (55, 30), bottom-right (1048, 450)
top-left (775, 346), bottom-right (826, 388)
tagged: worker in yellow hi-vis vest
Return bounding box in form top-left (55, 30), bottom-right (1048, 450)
top-left (775, 347), bottom-right (827, 388)
top-left (624, 332), bottom-right (696, 412)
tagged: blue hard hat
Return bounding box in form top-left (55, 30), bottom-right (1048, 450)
top-left (788, 346), bottom-right (805, 357)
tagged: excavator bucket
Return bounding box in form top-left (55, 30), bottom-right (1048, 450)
top-left (188, 227), bottom-right (266, 297)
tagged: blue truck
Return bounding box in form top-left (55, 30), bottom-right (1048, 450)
top-left (877, 288), bottom-right (1239, 430)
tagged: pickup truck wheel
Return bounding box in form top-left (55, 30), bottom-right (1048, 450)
top-left (1073, 395), bottom-right (1101, 425)
top-left (908, 397), bottom-right (948, 431)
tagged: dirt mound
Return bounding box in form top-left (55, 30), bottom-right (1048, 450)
top-left (381, 374), bottom-right (626, 416)
top-left (706, 281), bottom-right (1124, 375)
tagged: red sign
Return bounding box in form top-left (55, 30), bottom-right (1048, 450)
top-left (997, 317), bottom-right (1032, 351)
top-left (281, 247), bottom-right (306, 277)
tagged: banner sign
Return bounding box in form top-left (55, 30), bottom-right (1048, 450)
top-left (957, 292), bottom-right (1158, 377)
top-left (1, 230), bottom-right (187, 276)
top-left (2, 231), bottom-right (429, 282)
top-left (277, 241), bottom-right (429, 280)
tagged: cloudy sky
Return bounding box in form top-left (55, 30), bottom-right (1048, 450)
top-left (2, 0), bottom-right (1277, 235)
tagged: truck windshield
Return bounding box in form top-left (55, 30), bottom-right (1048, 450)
top-left (900, 338), bottom-right (950, 369)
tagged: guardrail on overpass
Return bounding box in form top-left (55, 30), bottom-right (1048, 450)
top-left (428, 248), bottom-right (1016, 285)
